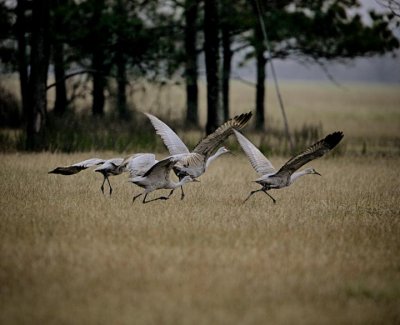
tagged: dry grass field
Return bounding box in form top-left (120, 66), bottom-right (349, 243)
top-left (1, 79), bottom-right (400, 324)
top-left (1, 74), bottom-right (399, 153)
top-left (1, 152), bottom-right (400, 324)
top-left (130, 80), bottom-right (400, 150)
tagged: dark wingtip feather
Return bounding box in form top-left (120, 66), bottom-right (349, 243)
top-left (234, 111), bottom-right (252, 127)
top-left (48, 166), bottom-right (84, 175)
top-left (324, 131), bottom-right (344, 149)
top-left (48, 168), bottom-right (67, 175)
top-left (48, 167), bottom-right (66, 174)
top-left (242, 111), bottom-right (253, 124)
top-left (48, 169), bottom-right (65, 175)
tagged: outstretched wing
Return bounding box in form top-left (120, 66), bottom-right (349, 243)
top-left (71, 158), bottom-right (105, 168)
top-left (233, 130), bottom-right (276, 176)
top-left (48, 158), bottom-right (105, 175)
top-left (193, 112), bottom-right (252, 158)
top-left (171, 152), bottom-right (206, 178)
top-left (142, 154), bottom-right (192, 180)
top-left (145, 113), bottom-right (190, 155)
top-left (142, 156), bottom-right (178, 181)
top-left (275, 131), bottom-right (344, 177)
top-left (94, 158), bottom-right (124, 173)
top-left (125, 153), bottom-right (157, 177)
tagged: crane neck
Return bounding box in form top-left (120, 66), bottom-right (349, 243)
top-left (289, 169), bottom-right (310, 184)
top-left (205, 149), bottom-right (226, 170)
top-left (170, 177), bottom-right (192, 189)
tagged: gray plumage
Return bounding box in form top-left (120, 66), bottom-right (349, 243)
top-left (94, 158), bottom-right (125, 195)
top-left (145, 112), bottom-right (252, 199)
top-left (129, 155), bottom-right (198, 204)
top-left (48, 154), bottom-right (147, 195)
top-left (48, 158), bottom-right (105, 175)
top-left (234, 130), bottom-right (344, 203)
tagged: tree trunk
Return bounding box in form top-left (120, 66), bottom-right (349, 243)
top-left (53, 41), bottom-right (67, 115)
top-left (255, 48), bottom-right (266, 130)
top-left (116, 50), bottom-right (129, 120)
top-left (91, 1), bottom-right (106, 117)
top-left (26, 0), bottom-right (51, 150)
top-left (114, 0), bottom-right (130, 120)
top-left (52, 0), bottom-right (68, 116)
top-left (221, 26), bottom-right (232, 122)
top-left (204, 0), bottom-right (221, 134)
top-left (16, 0), bottom-right (29, 121)
top-left (184, 0), bottom-right (199, 127)
top-left (92, 51), bottom-right (106, 117)
top-left (254, 23), bottom-right (267, 131)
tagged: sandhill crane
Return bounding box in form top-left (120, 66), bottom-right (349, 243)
top-left (49, 154), bottom-right (146, 195)
top-left (124, 153), bottom-right (158, 179)
top-left (48, 158), bottom-right (105, 175)
top-left (145, 111), bottom-right (252, 199)
top-left (233, 130), bottom-right (344, 203)
top-left (94, 158), bottom-right (125, 195)
top-left (128, 155), bottom-right (198, 204)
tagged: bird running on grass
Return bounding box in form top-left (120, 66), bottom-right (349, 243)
top-left (145, 111), bottom-right (252, 199)
top-left (128, 154), bottom-right (198, 204)
top-left (233, 130), bottom-right (344, 203)
top-left (48, 154), bottom-right (145, 195)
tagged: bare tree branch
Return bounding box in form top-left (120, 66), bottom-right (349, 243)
top-left (312, 58), bottom-right (346, 89)
top-left (46, 69), bottom-right (98, 90)
top-left (376, 0), bottom-right (400, 17)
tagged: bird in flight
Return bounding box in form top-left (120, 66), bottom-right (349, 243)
top-left (234, 130), bottom-right (344, 203)
top-left (128, 154), bottom-right (198, 204)
top-left (145, 111), bottom-right (252, 199)
top-left (48, 154), bottom-right (147, 195)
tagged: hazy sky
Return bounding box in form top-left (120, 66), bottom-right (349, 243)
top-left (232, 0), bottom-right (400, 84)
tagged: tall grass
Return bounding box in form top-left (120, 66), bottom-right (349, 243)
top-left (0, 153), bottom-right (399, 324)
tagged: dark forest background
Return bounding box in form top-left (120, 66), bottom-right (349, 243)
top-left (0, 0), bottom-right (398, 151)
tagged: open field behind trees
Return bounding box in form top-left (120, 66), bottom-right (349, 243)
top-left (1, 75), bottom-right (399, 154)
top-left (0, 153), bottom-right (400, 324)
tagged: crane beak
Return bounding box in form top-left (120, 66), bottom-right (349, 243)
top-left (192, 179), bottom-right (200, 183)
top-left (315, 171), bottom-right (322, 176)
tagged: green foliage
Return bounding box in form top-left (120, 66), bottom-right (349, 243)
top-left (242, 0), bottom-right (399, 62)
top-left (54, 0), bottom-right (181, 80)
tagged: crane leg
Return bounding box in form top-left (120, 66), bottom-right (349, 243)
top-left (243, 187), bottom-right (276, 204)
top-left (180, 186), bottom-right (185, 200)
top-left (168, 189), bottom-right (175, 198)
top-left (100, 176), bottom-right (106, 194)
top-left (106, 176), bottom-right (113, 196)
top-left (262, 189), bottom-right (276, 204)
top-left (143, 194), bottom-right (169, 204)
top-left (132, 192), bottom-right (143, 203)
top-left (243, 188), bottom-right (264, 203)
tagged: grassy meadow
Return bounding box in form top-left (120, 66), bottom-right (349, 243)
top-left (1, 153), bottom-right (400, 324)
top-left (1, 79), bottom-right (400, 324)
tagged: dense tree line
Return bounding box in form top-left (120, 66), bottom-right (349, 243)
top-left (0, 0), bottom-right (398, 150)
